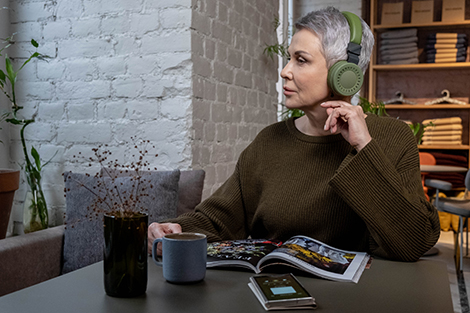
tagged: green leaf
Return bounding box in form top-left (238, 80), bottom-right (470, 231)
top-left (263, 43), bottom-right (289, 61)
top-left (31, 39), bottom-right (39, 48)
top-left (31, 146), bottom-right (42, 170)
top-left (0, 41), bottom-right (11, 55)
top-left (5, 56), bottom-right (16, 87)
top-left (0, 69), bottom-right (5, 82)
top-left (19, 52), bottom-right (40, 71)
top-left (5, 118), bottom-right (22, 125)
top-left (30, 168), bottom-right (41, 186)
top-left (42, 150), bottom-right (58, 168)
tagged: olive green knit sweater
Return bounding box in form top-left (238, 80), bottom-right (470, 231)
top-left (169, 114), bottom-right (440, 262)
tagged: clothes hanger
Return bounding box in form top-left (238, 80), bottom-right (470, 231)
top-left (383, 91), bottom-right (417, 105)
top-left (425, 89), bottom-right (467, 105)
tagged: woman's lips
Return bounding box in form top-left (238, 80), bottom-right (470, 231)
top-left (283, 86), bottom-right (296, 96)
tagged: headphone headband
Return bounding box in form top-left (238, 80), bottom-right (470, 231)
top-left (341, 11), bottom-right (362, 45)
top-left (341, 12), bottom-right (362, 65)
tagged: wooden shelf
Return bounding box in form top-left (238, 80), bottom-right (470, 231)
top-left (418, 145), bottom-right (470, 150)
top-left (368, 0), bottom-right (470, 168)
top-left (372, 20), bottom-right (470, 30)
top-left (385, 104), bottom-right (470, 109)
top-left (372, 63), bottom-right (470, 71)
top-left (426, 186), bottom-right (466, 191)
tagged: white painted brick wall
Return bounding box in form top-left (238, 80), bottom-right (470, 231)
top-left (3, 0), bottom-right (280, 235)
top-left (0, 1), bottom-right (11, 168)
top-left (4, 0), bottom-right (194, 234)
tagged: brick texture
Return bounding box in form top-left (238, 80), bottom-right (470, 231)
top-left (191, 0), bottom-right (279, 197)
top-left (2, 0), bottom-right (280, 233)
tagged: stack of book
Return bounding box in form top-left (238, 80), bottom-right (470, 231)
top-left (425, 33), bottom-right (468, 63)
top-left (421, 117), bottom-right (462, 145)
top-left (379, 28), bottom-right (418, 65)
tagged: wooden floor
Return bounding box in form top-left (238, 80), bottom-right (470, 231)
top-left (422, 231), bottom-right (470, 313)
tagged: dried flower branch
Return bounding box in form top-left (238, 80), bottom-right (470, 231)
top-left (64, 138), bottom-right (160, 225)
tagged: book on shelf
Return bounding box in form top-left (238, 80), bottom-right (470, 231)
top-left (441, 0), bottom-right (465, 22)
top-left (411, 0), bottom-right (434, 24)
top-left (206, 235), bottom-right (370, 283)
top-left (381, 2), bottom-right (404, 25)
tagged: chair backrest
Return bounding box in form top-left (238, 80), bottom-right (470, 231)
top-left (419, 152), bottom-right (436, 166)
top-left (419, 152), bottom-right (436, 201)
top-left (465, 170), bottom-right (470, 197)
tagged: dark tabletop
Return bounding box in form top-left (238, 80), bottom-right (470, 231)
top-left (0, 257), bottom-right (453, 313)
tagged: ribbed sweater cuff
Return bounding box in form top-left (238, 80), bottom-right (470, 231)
top-left (329, 139), bottom-right (427, 259)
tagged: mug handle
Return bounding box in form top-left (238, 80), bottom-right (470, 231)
top-left (152, 238), bottom-right (163, 266)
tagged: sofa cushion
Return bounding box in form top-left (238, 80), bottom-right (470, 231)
top-left (0, 225), bottom-right (65, 297)
top-left (177, 169), bottom-right (205, 216)
top-left (101, 169), bottom-right (205, 216)
top-left (62, 170), bottom-right (180, 274)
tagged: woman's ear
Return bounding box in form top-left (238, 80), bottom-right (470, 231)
top-left (328, 89), bottom-right (339, 100)
top-left (327, 89), bottom-right (352, 103)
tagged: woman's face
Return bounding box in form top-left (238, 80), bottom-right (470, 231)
top-left (280, 29), bottom-right (330, 110)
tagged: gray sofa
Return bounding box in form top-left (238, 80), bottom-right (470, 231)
top-left (0, 169), bottom-right (205, 297)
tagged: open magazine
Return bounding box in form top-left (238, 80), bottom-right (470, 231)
top-left (206, 235), bottom-right (370, 283)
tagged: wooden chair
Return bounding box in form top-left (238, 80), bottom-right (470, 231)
top-left (419, 152), bottom-right (436, 201)
top-left (426, 170), bottom-right (470, 272)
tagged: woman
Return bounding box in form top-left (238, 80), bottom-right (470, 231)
top-left (149, 7), bottom-right (440, 262)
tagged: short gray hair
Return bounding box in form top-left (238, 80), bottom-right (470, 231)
top-left (295, 6), bottom-right (374, 74)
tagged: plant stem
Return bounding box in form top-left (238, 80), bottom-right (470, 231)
top-left (20, 120), bottom-right (48, 229)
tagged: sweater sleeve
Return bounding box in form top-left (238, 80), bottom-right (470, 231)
top-left (329, 126), bottom-right (440, 262)
top-left (161, 162), bottom-right (249, 242)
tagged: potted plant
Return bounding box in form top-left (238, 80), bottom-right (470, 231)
top-left (0, 35), bottom-right (52, 233)
top-left (408, 121), bottom-right (434, 145)
top-left (0, 169), bottom-right (19, 239)
top-left (358, 97), bottom-right (388, 117)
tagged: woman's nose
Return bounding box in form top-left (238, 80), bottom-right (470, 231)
top-left (280, 61), bottom-right (292, 80)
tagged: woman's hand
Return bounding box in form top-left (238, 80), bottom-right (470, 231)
top-left (321, 100), bottom-right (372, 151)
top-left (148, 222), bottom-right (182, 255)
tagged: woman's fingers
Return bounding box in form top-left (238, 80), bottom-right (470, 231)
top-left (323, 104), bottom-right (351, 133)
top-left (321, 101), bottom-right (372, 151)
top-left (148, 222), bottom-right (182, 255)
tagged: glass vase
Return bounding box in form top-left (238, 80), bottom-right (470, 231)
top-left (103, 212), bottom-right (148, 297)
top-left (23, 187), bottom-right (48, 234)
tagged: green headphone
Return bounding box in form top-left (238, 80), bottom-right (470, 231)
top-left (327, 11), bottom-right (364, 97)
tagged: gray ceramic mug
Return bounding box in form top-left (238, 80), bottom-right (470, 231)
top-left (152, 232), bottom-right (207, 283)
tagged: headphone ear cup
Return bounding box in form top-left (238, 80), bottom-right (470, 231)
top-left (327, 61), bottom-right (364, 96)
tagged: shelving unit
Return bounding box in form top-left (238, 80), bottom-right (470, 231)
top-left (367, 0), bottom-right (470, 167)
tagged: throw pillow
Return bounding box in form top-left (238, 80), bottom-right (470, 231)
top-left (177, 170), bottom-right (205, 216)
top-left (101, 168), bottom-right (205, 216)
top-left (62, 170), bottom-right (180, 274)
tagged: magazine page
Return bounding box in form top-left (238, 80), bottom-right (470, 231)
top-left (258, 235), bottom-right (370, 283)
top-left (206, 239), bottom-right (281, 273)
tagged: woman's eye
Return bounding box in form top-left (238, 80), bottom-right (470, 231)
top-left (297, 57), bottom-right (306, 64)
